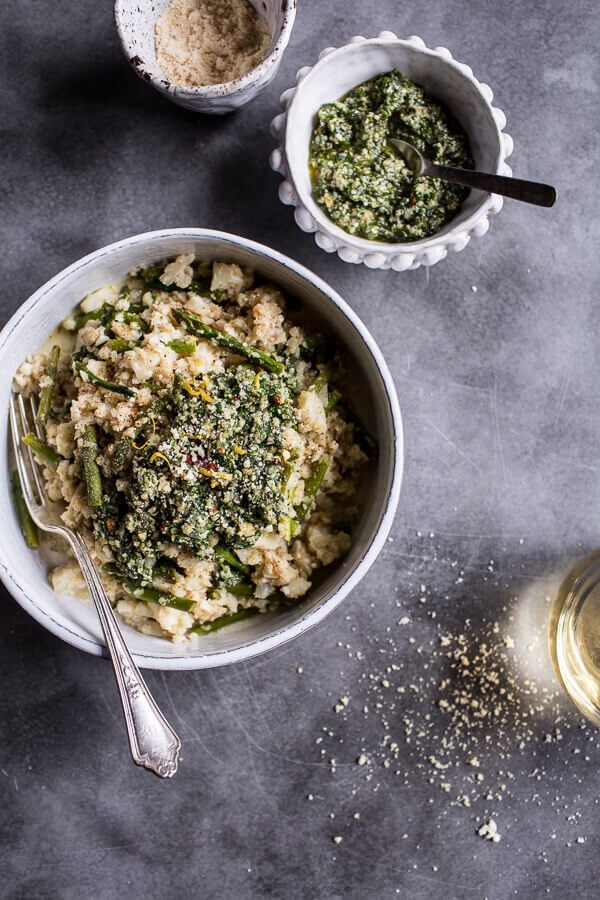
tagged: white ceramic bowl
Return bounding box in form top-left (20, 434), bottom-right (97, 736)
top-left (114, 0), bottom-right (296, 114)
top-left (0, 229), bottom-right (403, 669)
top-left (270, 32), bottom-right (513, 270)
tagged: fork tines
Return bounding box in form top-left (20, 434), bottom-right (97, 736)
top-left (10, 393), bottom-right (45, 513)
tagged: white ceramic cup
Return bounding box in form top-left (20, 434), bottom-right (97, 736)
top-left (0, 229), bottom-right (403, 669)
top-left (114, 0), bottom-right (297, 114)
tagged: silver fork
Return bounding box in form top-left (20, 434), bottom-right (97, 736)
top-left (10, 393), bottom-right (181, 778)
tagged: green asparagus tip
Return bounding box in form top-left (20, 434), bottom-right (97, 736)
top-left (22, 433), bottom-right (62, 469)
top-left (11, 470), bottom-right (39, 548)
top-left (190, 607), bottom-right (259, 635)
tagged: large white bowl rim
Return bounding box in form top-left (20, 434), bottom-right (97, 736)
top-left (0, 229), bottom-right (403, 669)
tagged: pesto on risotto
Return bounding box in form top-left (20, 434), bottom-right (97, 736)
top-left (13, 256), bottom-right (369, 642)
top-left (309, 69), bottom-right (472, 242)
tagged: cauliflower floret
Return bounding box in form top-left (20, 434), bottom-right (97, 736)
top-left (160, 253), bottom-right (195, 289)
top-left (115, 598), bottom-right (154, 630)
top-left (210, 262), bottom-right (246, 296)
top-left (251, 301), bottom-right (287, 349)
top-left (80, 285), bottom-right (118, 313)
top-left (260, 550), bottom-right (298, 586)
top-left (47, 421), bottom-right (75, 458)
top-left (50, 562), bottom-right (90, 602)
top-left (149, 603), bottom-right (195, 638)
top-left (281, 576), bottom-right (311, 598)
top-left (286, 326), bottom-right (305, 357)
top-left (306, 525), bottom-right (351, 566)
top-left (184, 294), bottom-right (223, 323)
top-left (122, 340), bottom-right (166, 382)
top-left (12, 354), bottom-right (46, 394)
top-left (296, 390), bottom-right (327, 435)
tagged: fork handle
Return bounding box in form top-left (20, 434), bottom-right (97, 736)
top-left (69, 532), bottom-right (181, 777)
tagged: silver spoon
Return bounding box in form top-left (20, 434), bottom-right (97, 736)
top-left (389, 138), bottom-right (556, 208)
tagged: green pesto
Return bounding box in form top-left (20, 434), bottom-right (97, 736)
top-left (309, 70), bottom-right (472, 242)
top-left (94, 365), bottom-right (295, 585)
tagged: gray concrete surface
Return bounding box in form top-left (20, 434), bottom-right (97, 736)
top-left (1, 0), bottom-right (599, 897)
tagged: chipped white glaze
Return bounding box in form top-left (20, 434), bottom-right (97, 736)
top-left (270, 32), bottom-right (513, 270)
top-left (114, 0), bottom-right (296, 114)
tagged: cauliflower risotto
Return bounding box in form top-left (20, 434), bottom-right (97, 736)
top-left (13, 255), bottom-right (370, 642)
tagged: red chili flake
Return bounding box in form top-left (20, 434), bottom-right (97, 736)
top-left (208, 462), bottom-right (217, 471)
top-left (186, 455), bottom-right (193, 464)
top-left (271, 395), bottom-right (282, 406)
top-left (106, 518), bottom-right (115, 531)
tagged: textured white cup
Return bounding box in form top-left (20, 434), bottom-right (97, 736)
top-left (270, 32), bottom-right (513, 270)
top-left (114, 0), bottom-right (296, 114)
top-left (0, 229), bottom-right (403, 669)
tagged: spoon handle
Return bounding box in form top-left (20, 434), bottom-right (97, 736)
top-left (425, 163), bottom-right (556, 208)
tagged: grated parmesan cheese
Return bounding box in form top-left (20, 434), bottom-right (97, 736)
top-left (155, 0), bottom-right (271, 88)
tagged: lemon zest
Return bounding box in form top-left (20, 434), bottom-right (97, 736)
top-left (233, 445), bottom-right (246, 455)
top-left (132, 417), bottom-right (156, 451)
top-left (182, 380), bottom-right (202, 396)
top-left (149, 451), bottom-right (172, 472)
top-left (182, 379), bottom-right (214, 402)
top-left (198, 466), bottom-right (233, 482)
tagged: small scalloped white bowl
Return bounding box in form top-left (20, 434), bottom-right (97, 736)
top-left (270, 32), bottom-right (513, 270)
top-left (114, 0), bottom-right (296, 114)
top-left (0, 229), bottom-right (403, 670)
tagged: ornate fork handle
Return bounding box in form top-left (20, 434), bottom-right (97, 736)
top-left (68, 531), bottom-right (181, 777)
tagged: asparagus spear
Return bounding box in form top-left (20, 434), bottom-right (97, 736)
top-left (165, 339), bottom-right (196, 355)
top-left (22, 433), bottom-right (62, 469)
top-left (173, 308), bottom-right (284, 374)
top-left (129, 584), bottom-right (195, 613)
top-left (75, 362), bottom-right (137, 399)
top-left (294, 457), bottom-right (329, 525)
top-left (36, 345), bottom-right (60, 425)
top-left (110, 396), bottom-right (167, 472)
top-left (107, 338), bottom-right (140, 352)
top-left (122, 312), bottom-right (149, 333)
top-left (226, 582), bottom-right (254, 596)
top-left (103, 564), bottom-right (196, 613)
top-left (190, 608), bottom-right (259, 635)
top-left (71, 303), bottom-right (118, 331)
top-left (72, 307), bottom-right (106, 330)
top-left (310, 364), bottom-right (333, 394)
top-left (81, 425), bottom-right (103, 508)
top-left (111, 436), bottom-right (132, 472)
top-left (325, 389), bottom-right (342, 413)
top-left (11, 470), bottom-right (39, 548)
top-left (214, 545), bottom-right (249, 574)
top-left (153, 561), bottom-right (179, 582)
